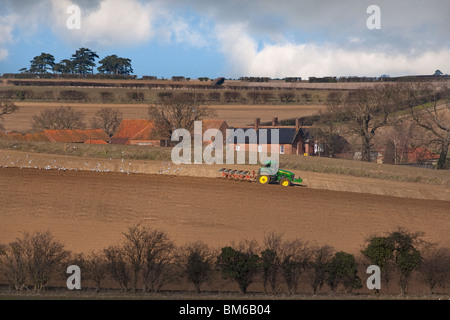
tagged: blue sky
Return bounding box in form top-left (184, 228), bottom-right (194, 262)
top-left (0, 0), bottom-right (449, 79)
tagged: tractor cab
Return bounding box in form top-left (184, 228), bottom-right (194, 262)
top-left (258, 160), bottom-right (279, 176)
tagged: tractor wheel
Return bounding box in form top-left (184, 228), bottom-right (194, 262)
top-left (257, 174), bottom-right (270, 185)
top-left (279, 178), bottom-right (291, 187)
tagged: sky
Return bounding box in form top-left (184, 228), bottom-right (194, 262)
top-left (0, 0), bottom-right (449, 79)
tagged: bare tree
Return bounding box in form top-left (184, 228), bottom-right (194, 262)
top-left (3, 231), bottom-right (70, 291)
top-left (418, 246), bottom-right (450, 294)
top-left (399, 83), bottom-right (450, 169)
top-left (91, 107), bottom-right (123, 137)
top-left (0, 100), bottom-right (18, 131)
top-left (376, 122), bottom-right (415, 164)
top-left (0, 242), bottom-right (28, 290)
top-left (261, 232), bottom-right (283, 293)
top-left (141, 229), bottom-right (175, 293)
top-left (319, 86), bottom-right (398, 161)
top-left (122, 224), bottom-right (149, 292)
top-left (280, 239), bottom-right (311, 294)
top-left (104, 245), bottom-right (130, 291)
top-left (32, 106), bottom-right (86, 131)
top-left (305, 245), bottom-right (334, 294)
top-left (342, 84), bottom-right (398, 162)
top-left (311, 92), bottom-right (353, 157)
top-left (85, 250), bottom-right (108, 292)
top-left (148, 92), bottom-right (216, 138)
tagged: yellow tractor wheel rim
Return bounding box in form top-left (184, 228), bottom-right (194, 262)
top-left (259, 176), bottom-right (268, 184)
top-left (281, 180), bottom-right (290, 187)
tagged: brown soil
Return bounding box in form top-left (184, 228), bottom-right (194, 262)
top-left (0, 165), bottom-right (448, 255)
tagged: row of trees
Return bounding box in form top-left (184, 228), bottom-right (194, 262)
top-left (0, 226), bottom-right (448, 295)
top-left (0, 87), bottom-right (318, 105)
top-left (312, 82), bottom-right (450, 169)
top-left (21, 48), bottom-right (133, 76)
top-left (30, 105), bottom-right (123, 137)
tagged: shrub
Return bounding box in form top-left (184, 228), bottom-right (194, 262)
top-left (216, 241), bottom-right (260, 294)
top-left (59, 90), bottom-right (87, 101)
top-left (99, 91), bottom-right (115, 102)
top-left (180, 241), bottom-right (215, 293)
top-left (126, 91), bottom-right (145, 102)
top-left (326, 251), bottom-right (362, 293)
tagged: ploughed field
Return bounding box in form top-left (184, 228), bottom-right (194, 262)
top-left (1, 167), bottom-right (448, 254)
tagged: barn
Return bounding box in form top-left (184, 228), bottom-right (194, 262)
top-left (110, 119), bottom-right (169, 146)
top-left (43, 129), bottom-right (109, 144)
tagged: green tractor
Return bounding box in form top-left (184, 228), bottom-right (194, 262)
top-left (256, 161), bottom-right (302, 187)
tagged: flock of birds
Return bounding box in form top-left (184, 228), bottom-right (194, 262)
top-left (157, 161), bottom-right (183, 175)
top-left (0, 155), bottom-right (183, 175)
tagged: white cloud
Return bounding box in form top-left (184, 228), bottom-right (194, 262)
top-left (0, 16), bottom-right (15, 45)
top-left (217, 24), bottom-right (450, 78)
top-left (51, 0), bottom-right (155, 47)
top-left (0, 48), bottom-right (9, 62)
top-left (161, 17), bottom-right (209, 48)
top-left (0, 14), bottom-right (18, 63)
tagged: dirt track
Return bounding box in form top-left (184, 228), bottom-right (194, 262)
top-left (1, 167), bottom-right (448, 255)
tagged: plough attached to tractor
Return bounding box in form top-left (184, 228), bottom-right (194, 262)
top-left (218, 161), bottom-right (303, 187)
top-left (218, 168), bottom-right (256, 181)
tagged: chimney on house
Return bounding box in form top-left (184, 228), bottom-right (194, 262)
top-left (255, 118), bottom-right (260, 131)
top-left (272, 117), bottom-right (278, 127)
top-left (295, 118), bottom-right (301, 130)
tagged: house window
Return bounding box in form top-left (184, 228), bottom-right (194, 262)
top-left (280, 145), bottom-right (285, 154)
top-left (236, 145), bottom-right (241, 151)
top-left (258, 145), bottom-right (262, 153)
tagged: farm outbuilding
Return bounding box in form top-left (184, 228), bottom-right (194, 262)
top-left (43, 129), bottom-right (109, 144)
top-left (84, 139), bottom-right (109, 145)
top-left (110, 119), bottom-right (169, 146)
top-left (198, 119), bottom-right (229, 144)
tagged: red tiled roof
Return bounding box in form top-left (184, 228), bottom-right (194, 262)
top-left (31, 132), bottom-right (52, 142)
top-left (129, 122), bottom-right (166, 141)
top-left (84, 139), bottom-right (108, 144)
top-left (407, 147), bottom-right (440, 162)
top-left (44, 129), bottom-right (109, 143)
top-left (22, 132), bottom-right (51, 142)
top-left (110, 119), bottom-right (152, 144)
top-left (1, 132), bottom-right (27, 141)
top-left (201, 119), bottom-right (227, 132)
